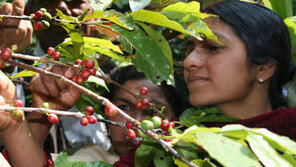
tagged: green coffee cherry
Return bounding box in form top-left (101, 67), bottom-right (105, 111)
top-left (137, 129), bottom-right (149, 138)
top-left (141, 120), bottom-right (154, 130)
top-left (39, 8), bottom-right (47, 13)
top-left (152, 116), bottom-right (162, 128)
top-left (42, 102), bottom-right (50, 109)
top-left (42, 20), bottom-right (50, 29)
top-left (43, 12), bottom-right (52, 22)
top-left (12, 109), bottom-right (24, 117)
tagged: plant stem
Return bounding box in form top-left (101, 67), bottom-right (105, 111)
top-left (5, 59), bottom-right (196, 167)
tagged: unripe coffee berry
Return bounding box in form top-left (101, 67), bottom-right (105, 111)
top-left (127, 129), bottom-right (136, 139)
top-left (87, 115), bottom-right (97, 124)
top-left (141, 120), bottom-right (154, 130)
top-left (42, 102), bottom-right (50, 109)
top-left (140, 87), bottom-right (148, 95)
top-left (141, 98), bottom-right (149, 106)
top-left (1, 48), bottom-right (12, 60)
top-left (84, 106), bottom-right (95, 115)
top-left (14, 99), bottom-right (23, 107)
top-left (152, 116), bottom-right (162, 129)
top-left (47, 114), bottom-right (59, 124)
top-left (80, 117), bottom-right (89, 126)
top-left (12, 109), bottom-right (24, 117)
top-left (84, 59), bottom-right (95, 69)
top-left (105, 103), bottom-right (118, 117)
top-left (126, 121), bottom-right (133, 129)
top-left (135, 101), bottom-right (143, 110)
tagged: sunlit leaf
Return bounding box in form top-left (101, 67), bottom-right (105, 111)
top-left (10, 70), bottom-right (36, 79)
top-left (129, 0), bottom-right (152, 12)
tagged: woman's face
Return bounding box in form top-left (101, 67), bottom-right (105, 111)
top-left (183, 17), bottom-right (257, 109)
top-left (108, 79), bottom-right (175, 155)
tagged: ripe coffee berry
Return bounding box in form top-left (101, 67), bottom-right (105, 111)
top-left (47, 47), bottom-right (55, 56)
top-left (35, 11), bottom-right (44, 20)
top-left (33, 21), bottom-right (43, 31)
top-left (75, 59), bottom-right (82, 65)
top-left (88, 68), bottom-right (96, 75)
top-left (105, 103), bottom-right (118, 117)
top-left (87, 115), bottom-right (97, 124)
top-left (84, 106), bottom-right (95, 115)
top-left (47, 114), bottom-right (59, 124)
top-left (126, 121), bottom-right (133, 129)
top-left (135, 101), bottom-right (143, 110)
top-left (81, 70), bottom-right (90, 80)
top-left (141, 98), bottom-right (149, 106)
top-left (1, 48), bottom-right (12, 60)
top-left (0, 59), bottom-right (4, 68)
top-left (76, 75), bottom-right (84, 84)
top-left (53, 51), bottom-right (61, 60)
top-left (169, 122), bottom-right (175, 128)
top-left (126, 129), bottom-right (136, 139)
top-left (14, 99), bottom-right (23, 107)
top-left (80, 117), bottom-right (89, 126)
top-left (140, 87), bottom-right (148, 95)
top-left (161, 120), bottom-right (170, 131)
top-left (64, 69), bottom-right (74, 79)
top-left (71, 75), bottom-right (77, 82)
top-left (84, 59), bottom-right (95, 69)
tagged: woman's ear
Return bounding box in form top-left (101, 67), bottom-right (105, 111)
top-left (256, 62), bottom-right (277, 84)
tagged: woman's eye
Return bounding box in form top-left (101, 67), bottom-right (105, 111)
top-left (185, 40), bottom-right (195, 54)
top-left (208, 45), bottom-right (222, 52)
top-left (118, 105), bottom-right (131, 111)
top-left (149, 109), bottom-right (157, 115)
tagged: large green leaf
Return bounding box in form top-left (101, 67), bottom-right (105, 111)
top-left (262, 0), bottom-right (293, 19)
top-left (83, 37), bottom-right (123, 53)
top-left (90, 0), bottom-right (113, 10)
top-left (130, 10), bottom-right (200, 39)
top-left (11, 70), bottom-right (36, 79)
top-left (246, 133), bottom-right (292, 167)
top-left (112, 24), bottom-right (171, 84)
top-left (137, 22), bottom-right (173, 74)
top-left (135, 139), bottom-right (155, 167)
top-left (284, 17), bottom-right (296, 64)
top-left (196, 131), bottom-right (261, 167)
top-left (129, 0), bottom-right (152, 12)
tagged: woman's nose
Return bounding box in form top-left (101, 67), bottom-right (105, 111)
top-left (183, 49), bottom-right (204, 71)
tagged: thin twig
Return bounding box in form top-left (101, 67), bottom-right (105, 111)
top-left (5, 59), bottom-right (196, 167)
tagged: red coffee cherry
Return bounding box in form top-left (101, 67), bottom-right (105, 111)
top-left (161, 120), bottom-right (170, 131)
top-left (88, 67), bottom-right (96, 75)
top-left (14, 99), bottom-right (23, 107)
top-left (75, 59), bottom-right (82, 65)
top-left (47, 47), bottom-right (55, 56)
top-left (81, 70), bottom-right (90, 80)
top-left (84, 106), bottom-right (95, 116)
top-left (80, 117), bottom-right (89, 126)
top-left (141, 98), bottom-right (150, 106)
top-left (71, 75), bottom-right (77, 82)
top-left (64, 69), bottom-right (74, 79)
top-left (169, 122), bottom-right (175, 128)
top-left (105, 103), bottom-right (118, 117)
top-left (126, 129), bottom-right (136, 139)
top-left (84, 59), bottom-right (95, 69)
top-left (53, 51), bottom-right (61, 60)
top-left (76, 75), bottom-right (84, 84)
top-left (47, 114), bottom-right (59, 124)
top-left (140, 87), bottom-right (148, 95)
top-left (1, 48), bottom-right (12, 60)
top-left (126, 121), bottom-right (133, 129)
top-left (35, 11), bottom-right (44, 20)
top-left (33, 21), bottom-right (43, 31)
top-left (87, 115), bottom-right (97, 124)
top-left (135, 101), bottom-right (143, 110)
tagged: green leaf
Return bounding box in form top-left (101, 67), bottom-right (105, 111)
top-left (246, 133), bottom-right (293, 167)
top-left (90, 0), bottom-right (113, 10)
top-left (262, 0), bottom-right (293, 19)
top-left (10, 70), bottom-right (36, 79)
top-left (284, 17), bottom-right (296, 64)
top-left (174, 140), bottom-right (200, 161)
top-left (83, 37), bottom-right (123, 53)
top-left (137, 22), bottom-right (173, 74)
top-left (191, 158), bottom-right (217, 167)
top-left (131, 10), bottom-right (200, 39)
top-left (86, 75), bottom-right (109, 91)
top-left (152, 145), bottom-right (174, 167)
top-left (196, 131), bottom-right (261, 167)
top-left (112, 24), bottom-right (171, 84)
top-left (176, 126), bottom-right (220, 144)
top-left (55, 9), bottom-right (77, 22)
top-left (135, 139), bottom-right (155, 167)
top-left (129, 0), bottom-right (152, 12)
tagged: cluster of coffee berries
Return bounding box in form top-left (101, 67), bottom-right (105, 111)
top-left (47, 47), bottom-right (61, 60)
top-left (31, 8), bottom-right (52, 31)
top-left (42, 102), bottom-right (59, 124)
top-left (80, 106), bottom-right (98, 126)
top-left (11, 99), bottom-right (24, 117)
top-left (135, 87), bottom-right (150, 110)
top-left (68, 59), bottom-right (96, 85)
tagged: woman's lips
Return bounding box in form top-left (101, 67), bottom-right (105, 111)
top-left (186, 75), bottom-right (209, 85)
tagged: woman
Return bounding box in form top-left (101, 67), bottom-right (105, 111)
top-left (114, 0), bottom-right (296, 166)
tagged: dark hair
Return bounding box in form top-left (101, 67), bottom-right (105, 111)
top-left (205, 0), bottom-right (295, 109)
top-left (106, 65), bottom-right (183, 116)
